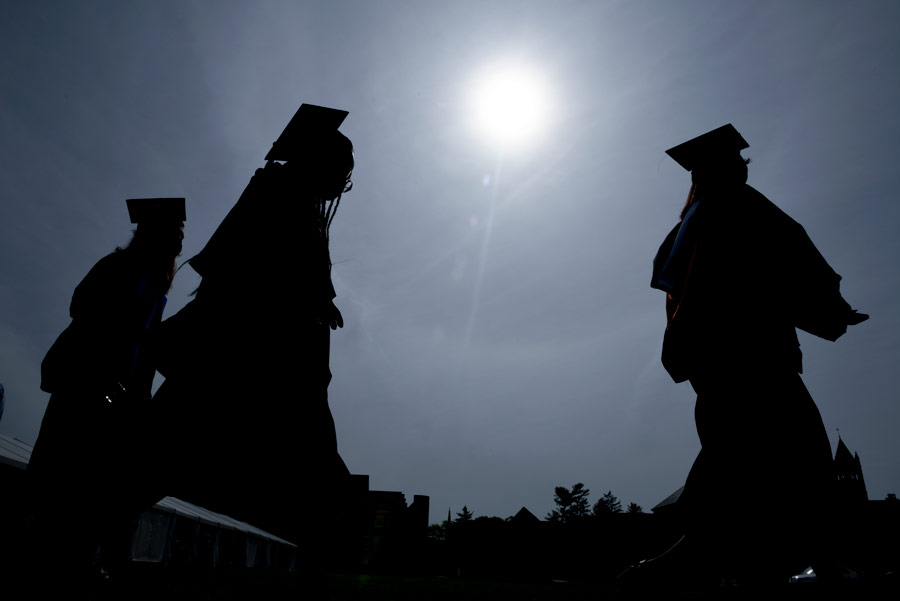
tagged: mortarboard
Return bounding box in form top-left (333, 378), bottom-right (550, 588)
top-left (265, 103), bottom-right (349, 161)
top-left (665, 124), bottom-right (749, 172)
top-left (126, 197), bottom-right (186, 224)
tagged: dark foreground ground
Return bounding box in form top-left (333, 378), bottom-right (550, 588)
top-left (15, 565), bottom-right (895, 601)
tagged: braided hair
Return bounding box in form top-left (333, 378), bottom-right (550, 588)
top-left (310, 131), bottom-right (354, 268)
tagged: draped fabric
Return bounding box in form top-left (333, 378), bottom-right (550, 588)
top-left (148, 161), bottom-right (349, 547)
top-left (652, 185), bottom-right (853, 380)
top-left (651, 200), bottom-right (701, 300)
top-left (651, 184), bottom-right (858, 582)
top-left (28, 249), bottom-right (170, 574)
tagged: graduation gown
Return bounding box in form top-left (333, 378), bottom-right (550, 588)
top-left (28, 249), bottom-right (169, 554)
top-left (150, 161), bottom-right (348, 544)
top-left (650, 184), bottom-right (859, 575)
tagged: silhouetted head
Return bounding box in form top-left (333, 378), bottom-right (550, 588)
top-left (131, 221), bottom-right (185, 261)
top-left (690, 151), bottom-right (749, 191)
top-left (667, 124), bottom-right (749, 216)
top-left (123, 197), bottom-right (186, 288)
top-left (284, 129), bottom-right (354, 201)
top-left (126, 197), bottom-right (185, 258)
top-left (266, 104), bottom-right (354, 202)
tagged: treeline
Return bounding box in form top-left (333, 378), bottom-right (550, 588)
top-left (546, 483), bottom-right (642, 522)
top-left (418, 484), bottom-right (680, 583)
top-left (432, 483), bottom-right (643, 532)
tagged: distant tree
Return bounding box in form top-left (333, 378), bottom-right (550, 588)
top-left (593, 490), bottom-right (622, 515)
top-left (626, 502), bottom-right (643, 514)
top-left (427, 522), bottom-right (447, 542)
top-left (546, 483), bottom-right (591, 523)
top-left (473, 515), bottom-right (505, 525)
top-left (456, 505), bottom-right (474, 522)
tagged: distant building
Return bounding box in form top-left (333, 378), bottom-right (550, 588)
top-left (834, 436), bottom-right (868, 505)
top-left (509, 506), bottom-right (540, 526)
top-left (652, 435), bottom-right (875, 514)
top-left (342, 474), bottom-right (429, 569)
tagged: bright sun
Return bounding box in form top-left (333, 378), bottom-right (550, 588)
top-left (469, 62), bottom-right (551, 150)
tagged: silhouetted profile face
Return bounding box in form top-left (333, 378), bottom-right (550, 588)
top-left (691, 151), bottom-right (748, 193)
top-left (319, 130), bottom-right (354, 199)
top-left (125, 197), bottom-right (186, 266)
top-left (286, 130), bottom-right (354, 201)
top-left (666, 124), bottom-right (749, 197)
top-left (134, 221), bottom-right (185, 261)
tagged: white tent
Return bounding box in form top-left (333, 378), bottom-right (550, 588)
top-left (0, 434), bottom-right (296, 569)
top-left (132, 495), bottom-right (296, 568)
top-left (0, 434), bottom-right (31, 471)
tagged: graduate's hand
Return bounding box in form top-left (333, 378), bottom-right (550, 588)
top-left (318, 298), bottom-right (344, 330)
top-left (847, 310), bottom-right (869, 326)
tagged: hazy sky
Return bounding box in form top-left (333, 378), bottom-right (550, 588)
top-left (1, 1), bottom-right (898, 526)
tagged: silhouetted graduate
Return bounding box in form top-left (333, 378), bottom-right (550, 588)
top-left (27, 197), bottom-right (185, 586)
top-left (649, 125), bottom-right (867, 588)
top-left (149, 104), bottom-right (354, 563)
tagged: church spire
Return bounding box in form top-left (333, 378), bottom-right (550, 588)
top-left (834, 433), bottom-right (868, 504)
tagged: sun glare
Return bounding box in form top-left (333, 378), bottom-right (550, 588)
top-left (470, 62), bottom-right (551, 150)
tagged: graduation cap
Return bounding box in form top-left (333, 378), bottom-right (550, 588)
top-left (126, 197), bottom-right (186, 224)
top-left (665, 124), bottom-right (749, 172)
top-left (265, 103), bottom-right (349, 162)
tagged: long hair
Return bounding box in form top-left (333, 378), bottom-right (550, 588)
top-left (679, 183), bottom-right (697, 220)
top-left (313, 133), bottom-right (354, 270)
top-left (318, 187), bottom-right (343, 248)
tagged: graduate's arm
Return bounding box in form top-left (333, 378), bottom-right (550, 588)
top-left (786, 222), bottom-right (867, 341)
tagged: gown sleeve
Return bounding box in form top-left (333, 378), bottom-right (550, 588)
top-left (779, 215), bottom-right (855, 342)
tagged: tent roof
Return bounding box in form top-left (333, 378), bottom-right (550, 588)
top-left (153, 496), bottom-right (295, 547)
top-left (652, 485), bottom-right (684, 512)
top-left (0, 434), bottom-right (32, 470)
